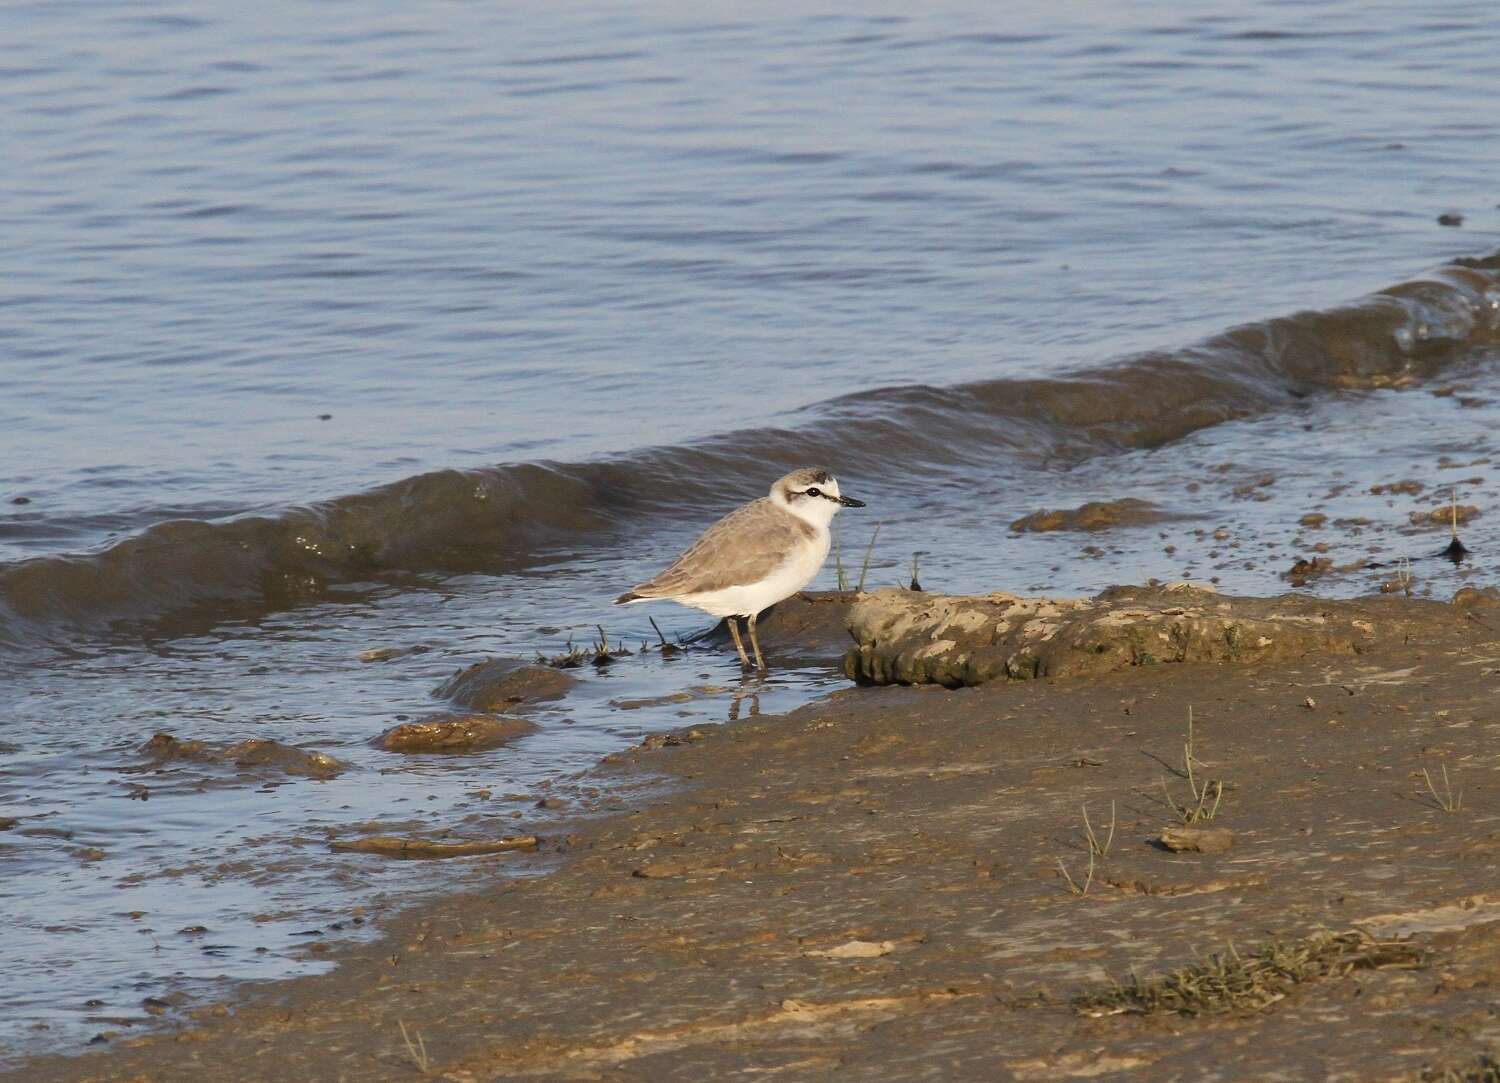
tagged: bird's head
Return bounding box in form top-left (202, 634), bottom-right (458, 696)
top-left (770, 467), bottom-right (865, 527)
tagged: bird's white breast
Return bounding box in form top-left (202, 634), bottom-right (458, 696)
top-left (675, 525), bottom-right (830, 618)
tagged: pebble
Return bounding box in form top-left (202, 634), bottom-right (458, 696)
top-left (1158, 826), bottom-right (1235, 853)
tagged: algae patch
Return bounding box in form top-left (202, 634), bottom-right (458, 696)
top-left (1074, 930), bottom-right (1424, 1017)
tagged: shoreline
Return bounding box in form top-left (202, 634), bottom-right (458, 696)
top-left (15, 587), bottom-right (1500, 1081)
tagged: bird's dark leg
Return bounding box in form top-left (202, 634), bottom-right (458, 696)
top-left (725, 616), bottom-right (752, 668)
top-left (747, 612), bottom-right (767, 671)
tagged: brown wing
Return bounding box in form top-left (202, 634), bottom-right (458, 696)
top-left (627, 498), bottom-right (813, 598)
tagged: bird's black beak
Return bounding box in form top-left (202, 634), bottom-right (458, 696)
top-left (837, 495), bottom-right (866, 508)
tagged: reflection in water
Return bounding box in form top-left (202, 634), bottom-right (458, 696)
top-left (728, 681), bottom-right (763, 722)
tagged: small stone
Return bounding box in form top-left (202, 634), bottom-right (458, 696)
top-left (1410, 505), bottom-right (1479, 528)
top-left (1288, 556), bottom-right (1332, 582)
top-left (634, 861), bottom-right (685, 879)
top-left (330, 835), bottom-right (538, 859)
top-left (1158, 826), bottom-right (1235, 853)
top-left (1453, 587), bottom-right (1500, 608)
top-left (805, 939), bottom-right (896, 959)
top-left (138, 733), bottom-right (344, 778)
top-left (358, 647), bottom-right (406, 663)
top-left (1298, 513), bottom-right (1327, 528)
top-left (612, 692), bottom-right (695, 711)
top-left (139, 733), bottom-right (214, 762)
top-left (435, 658), bottom-right (575, 711)
top-left (1009, 498), bottom-right (1168, 533)
top-left (226, 739), bottom-right (345, 779)
top-left (374, 713), bottom-right (538, 754)
top-left (1303, 697), bottom-right (1316, 709)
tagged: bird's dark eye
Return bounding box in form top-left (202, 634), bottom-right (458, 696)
top-left (805, 487), bottom-right (821, 498)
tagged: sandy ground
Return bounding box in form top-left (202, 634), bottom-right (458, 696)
top-left (14, 590), bottom-right (1500, 1082)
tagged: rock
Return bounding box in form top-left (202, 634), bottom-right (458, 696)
top-left (358, 647), bottom-right (407, 663)
top-left (610, 692), bottom-right (695, 711)
top-left (1409, 504), bottom-right (1480, 528)
top-left (374, 713), bottom-right (538, 754)
top-left (639, 727), bottom-right (711, 751)
top-left (1453, 587), bottom-right (1500, 608)
top-left (1298, 513), bottom-right (1327, 528)
top-left (804, 939), bottom-right (896, 959)
top-left (701, 590), bottom-right (860, 663)
top-left (634, 860), bottom-right (689, 879)
top-left (843, 584), bottom-right (1454, 688)
top-left (139, 733), bottom-right (216, 763)
top-left (329, 835), bottom-right (538, 858)
top-left (1158, 826), bottom-right (1235, 853)
top-left (435, 658), bottom-right (574, 711)
top-left (358, 645), bottom-right (430, 662)
top-left (224, 739), bottom-right (345, 778)
top-left (137, 733), bottom-right (345, 778)
top-left (1287, 557), bottom-right (1333, 583)
top-left (1370, 480), bottom-right (1424, 496)
top-left (1009, 498), bottom-right (1167, 533)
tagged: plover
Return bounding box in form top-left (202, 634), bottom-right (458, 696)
top-left (615, 467), bottom-right (865, 670)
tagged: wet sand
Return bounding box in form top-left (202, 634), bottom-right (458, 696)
top-left (14, 589), bottom-right (1500, 1081)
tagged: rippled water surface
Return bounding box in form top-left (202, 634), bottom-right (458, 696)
top-left (3, 0), bottom-right (1500, 1063)
top-left (5, 0), bottom-right (1497, 554)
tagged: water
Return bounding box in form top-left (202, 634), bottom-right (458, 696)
top-left (3, 0), bottom-right (1500, 1063)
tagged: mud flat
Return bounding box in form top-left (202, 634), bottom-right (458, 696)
top-left (14, 586), bottom-right (1500, 1081)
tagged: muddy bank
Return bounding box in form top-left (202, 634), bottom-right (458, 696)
top-left (15, 588), bottom-right (1500, 1081)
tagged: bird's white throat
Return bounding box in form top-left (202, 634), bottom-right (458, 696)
top-left (770, 481), bottom-right (844, 530)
